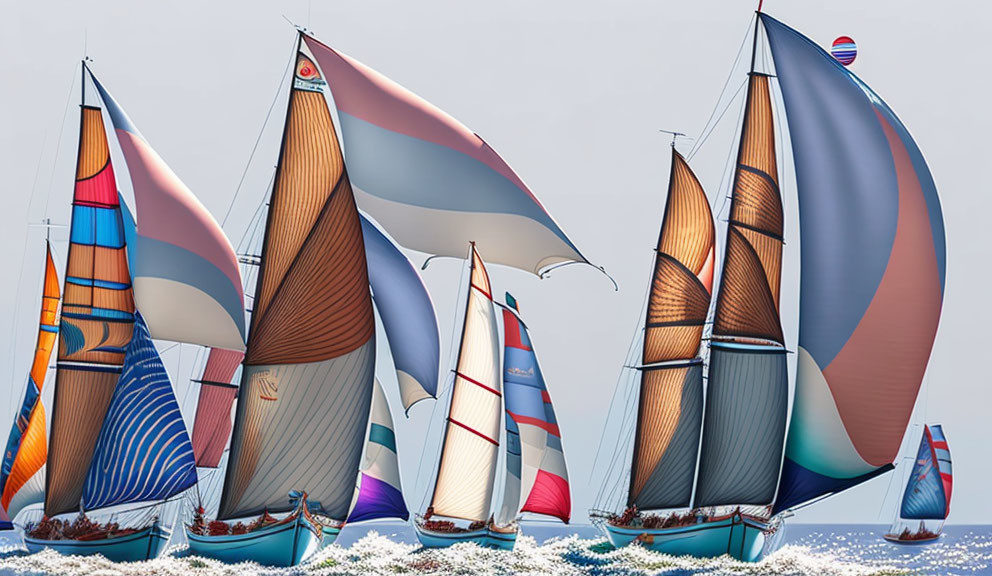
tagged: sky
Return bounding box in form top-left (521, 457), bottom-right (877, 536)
top-left (0, 0), bottom-right (987, 525)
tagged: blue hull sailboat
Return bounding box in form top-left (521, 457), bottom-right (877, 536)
top-left (23, 521), bottom-right (171, 562)
top-left (186, 498), bottom-right (321, 567)
top-left (592, 6), bottom-right (945, 562)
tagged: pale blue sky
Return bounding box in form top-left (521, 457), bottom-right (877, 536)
top-left (0, 0), bottom-right (985, 524)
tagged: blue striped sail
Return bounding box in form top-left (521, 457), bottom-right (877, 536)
top-left (81, 313), bottom-right (197, 510)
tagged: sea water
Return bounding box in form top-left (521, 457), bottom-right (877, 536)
top-left (0, 523), bottom-right (987, 575)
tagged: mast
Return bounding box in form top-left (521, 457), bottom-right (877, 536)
top-left (427, 243), bottom-right (502, 523)
top-left (693, 11), bottom-right (789, 509)
top-left (217, 32), bottom-right (377, 522)
top-left (625, 148), bottom-right (713, 511)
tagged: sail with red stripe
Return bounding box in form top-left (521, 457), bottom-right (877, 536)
top-left (496, 294), bottom-right (570, 525)
top-left (428, 244), bottom-right (502, 522)
top-left (900, 425), bottom-right (952, 520)
top-left (0, 243), bottom-right (60, 526)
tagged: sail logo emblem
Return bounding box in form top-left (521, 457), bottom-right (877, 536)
top-left (254, 370), bottom-right (279, 402)
top-left (506, 366), bottom-right (534, 378)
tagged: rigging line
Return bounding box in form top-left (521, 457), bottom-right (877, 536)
top-left (687, 15), bottom-right (754, 160)
top-left (688, 78), bottom-right (748, 166)
top-left (43, 63), bottom-right (79, 221)
top-left (220, 36), bottom-right (297, 228)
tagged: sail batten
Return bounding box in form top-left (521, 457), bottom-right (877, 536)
top-left (627, 150), bottom-right (713, 511)
top-left (217, 49), bottom-right (376, 522)
top-left (45, 98), bottom-right (136, 517)
top-left (429, 245), bottom-right (501, 523)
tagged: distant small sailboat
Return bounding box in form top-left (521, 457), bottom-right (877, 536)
top-left (592, 7), bottom-right (945, 562)
top-left (0, 242), bottom-right (60, 530)
top-left (884, 425), bottom-right (952, 544)
top-left (415, 251), bottom-right (571, 550)
top-left (21, 59), bottom-right (243, 562)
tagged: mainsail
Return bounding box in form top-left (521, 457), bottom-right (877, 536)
top-left (361, 215), bottom-right (440, 411)
top-left (497, 294), bottom-right (570, 525)
top-left (695, 66), bottom-right (788, 508)
top-left (628, 149), bottom-right (714, 511)
top-left (191, 348), bottom-right (244, 468)
top-left (900, 425), bottom-right (952, 521)
top-left (0, 243), bottom-right (60, 525)
top-left (81, 314), bottom-right (197, 510)
top-left (45, 78), bottom-right (136, 516)
top-left (429, 245), bottom-right (501, 522)
top-left (92, 78), bottom-right (246, 352)
top-left (217, 48), bottom-right (376, 522)
top-left (347, 379), bottom-right (408, 523)
top-left (302, 34), bottom-right (590, 276)
top-left (761, 14), bottom-right (945, 513)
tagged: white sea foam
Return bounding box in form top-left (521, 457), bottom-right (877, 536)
top-left (0, 532), bottom-right (925, 576)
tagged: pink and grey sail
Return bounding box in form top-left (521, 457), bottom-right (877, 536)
top-left (91, 77), bottom-right (245, 352)
top-left (302, 35), bottom-right (590, 276)
top-left (191, 348), bottom-right (244, 468)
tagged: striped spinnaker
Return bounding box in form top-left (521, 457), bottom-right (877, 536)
top-left (762, 14), bottom-right (944, 513)
top-left (497, 294), bottom-right (570, 524)
top-left (82, 314), bottom-right (197, 510)
top-left (0, 243), bottom-right (60, 524)
top-left (218, 50), bottom-right (376, 522)
top-left (429, 245), bottom-right (501, 522)
top-left (45, 95), bottom-right (135, 517)
top-left (900, 424), bottom-right (951, 521)
top-left (628, 149), bottom-right (713, 510)
top-left (302, 34), bottom-right (589, 276)
top-left (91, 75), bottom-right (245, 352)
top-left (347, 379), bottom-right (408, 523)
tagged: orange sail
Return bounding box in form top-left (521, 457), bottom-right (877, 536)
top-left (0, 242), bottom-right (60, 523)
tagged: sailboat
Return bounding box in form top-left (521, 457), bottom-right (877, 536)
top-left (414, 249), bottom-right (571, 550)
top-left (20, 61), bottom-right (246, 562)
top-left (593, 7), bottom-right (945, 562)
top-left (0, 242), bottom-right (60, 530)
top-left (884, 425), bottom-right (952, 544)
top-left (489, 293), bottom-right (571, 550)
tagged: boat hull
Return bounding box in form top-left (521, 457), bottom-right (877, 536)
top-left (414, 523), bottom-right (489, 548)
top-left (486, 526), bottom-right (518, 550)
top-left (186, 508), bottom-right (322, 567)
top-left (24, 523), bottom-right (170, 562)
top-left (883, 533), bottom-right (942, 545)
top-left (320, 524), bottom-right (341, 548)
top-left (602, 514), bottom-right (771, 562)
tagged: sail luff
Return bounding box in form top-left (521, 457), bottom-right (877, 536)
top-left (217, 42), bottom-right (377, 521)
top-left (627, 150), bottom-right (713, 511)
top-left (428, 245), bottom-right (502, 523)
top-left (0, 243), bottom-right (61, 523)
top-left (45, 64), bottom-right (136, 516)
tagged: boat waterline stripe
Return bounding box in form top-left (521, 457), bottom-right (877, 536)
top-left (456, 371), bottom-right (501, 397)
top-left (447, 417), bottom-right (498, 445)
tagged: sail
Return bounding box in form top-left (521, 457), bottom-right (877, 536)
top-left (347, 379), bottom-right (408, 523)
top-left (0, 243), bottom-right (60, 525)
top-left (191, 348), bottom-right (244, 468)
top-left (900, 425), bottom-right (951, 520)
top-left (627, 150), bottom-right (713, 510)
top-left (361, 215), bottom-right (440, 411)
top-left (429, 245), bottom-right (501, 522)
top-left (760, 14), bottom-right (945, 513)
top-left (81, 314), bottom-right (197, 510)
top-left (45, 98), bottom-right (136, 517)
top-left (695, 69), bottom-right (788, 508)
top-left (302, 34), bottom-right (589, 276)
top-left (90, 74), bottom-right (245, 352)
top-left (498, 294), bottom-right (570, 524)
top-left (217, 49), bottom-right (376, 522)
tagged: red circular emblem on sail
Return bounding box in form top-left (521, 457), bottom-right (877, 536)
top-left (297, 57), bottom-right (320, 80)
